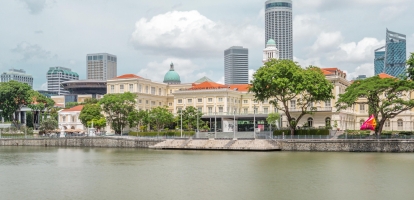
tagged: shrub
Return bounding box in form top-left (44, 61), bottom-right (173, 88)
top-left (129, 131), bottom-right (195, 137)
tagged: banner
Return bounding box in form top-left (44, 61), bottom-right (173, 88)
top-left (360, 114), bottom-right (377, 131)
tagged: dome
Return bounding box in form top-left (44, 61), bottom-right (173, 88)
top-left (266, 39), bottom-right (276, 46)
top-left (163, 63), bottom-right (181, 84)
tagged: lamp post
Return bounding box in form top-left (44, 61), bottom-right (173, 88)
top-left (233, 110), bottom-right (236, 139)
top-left (253, 105), bottom-right (256, 139)
top-left (180, 109), bottom-right (183, 138)
top-left (214, 107), bottom-right (217, 138)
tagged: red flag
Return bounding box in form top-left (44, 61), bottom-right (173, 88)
top-left (360, 114), bottom-right (377, 131)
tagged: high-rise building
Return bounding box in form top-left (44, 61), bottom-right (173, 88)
top-left (47, 67), bottom-right (79, 95)
top-left (0, 69), bottom-right (33, 87)
top-left (265, 0), bottom-right (293, 60)
top-left (374, 29), bottom-right (406, 77)
top-left (224, 46), bottom-right (249, 84)
top-left (263, 39), bottom-right (280, 64)
top-left (86, 53), bottom-right (117, 80)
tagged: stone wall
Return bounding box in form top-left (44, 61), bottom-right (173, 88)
top-left (0, 137), bottom-right (164, 148)
top-left (279, 140), bottom-right (414, 152)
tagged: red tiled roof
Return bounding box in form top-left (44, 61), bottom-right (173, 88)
top-left (229, 84), bottom-right (250, 92)
top-left (114, 74), bottom-right (142, 79)
top-left (61, 105), bottom-right (84, 112)
top-left (378, 73), bottom-right (394, 79)
top-left (321, 67), bottom-right (347, 77)
top-left (321, 69), bottom-right (333, 75)
top-left (190, 82), bottom-right (227, 90)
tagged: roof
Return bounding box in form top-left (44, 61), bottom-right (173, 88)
top-left (190, 82), bottom-right (227, 90)
top-left (194, 76), bottom-right (214, 83)
top-left (229, 84), bottom-right (250, 92)
top-left (266, 39), bottom-right (276, 45)
top-left (114, 74), bottom-right (142, 79)
top-left (378, 73), bottom-right (394, 79)
top-left (60, 105), bottom-right (84, 112)
top-left (321, 68), bottom-right (346, 77)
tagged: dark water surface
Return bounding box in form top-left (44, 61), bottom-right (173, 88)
top-left (1, 146), bottom-right (413, 200)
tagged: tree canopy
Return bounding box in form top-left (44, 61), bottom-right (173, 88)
top-left (336, 75), bottom-right (414, 135)
top-left (266, 112), bottom-right (280, 129)
top-left (128, 109), bottom-right (150, 132)
top-left (79, 103), bottom-right (105, 129)
top-left (39, 118), bottom-right (58, 134)
top-left (407, 53), bottom-right (414, 80)
top-left (0, 81), bottom-right (33, 128)
top-left (99, 92), bottom-right (136, 134)
top-left (249, 59), bottom-right (333, 135)
top-left (176, 106), bottom-right (204, 131)
top-left (149, 106), bottom-right (174, 134)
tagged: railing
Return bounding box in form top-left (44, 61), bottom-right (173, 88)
top-left (289, 107), bottom-right (333, 112)
top-left (273, 135), bottom-right (333, 140)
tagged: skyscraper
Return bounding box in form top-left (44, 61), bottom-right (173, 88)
top-left (224, 46), bottom-right (249, 84)
top-left (0, 69), bottom-right (33, 87)
top-left (47, 67), bottom-right (79, 95)
top-left (265, 0), bottom-right (293, 60)
top-left (86, 53), bottom-right (117, 80)
top-left (374, 29), bottom-right (406, 77)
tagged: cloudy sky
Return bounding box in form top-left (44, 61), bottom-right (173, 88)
top-left (1, 0), bottom-right (413, 89)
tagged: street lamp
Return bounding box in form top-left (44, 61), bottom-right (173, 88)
top-left (214, 107), bottom-right (217, 138)
top-left (196, 110), bottom-right (199, 137)
top-left (180, 109), bottom-right (183, 138)
top-left (253, 104), bottom-right (256, 139)
top-left (233, 110), bottom-right (236, 139)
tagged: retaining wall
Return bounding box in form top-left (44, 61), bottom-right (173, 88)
top-left (0, 137), bottom-right (163, 148)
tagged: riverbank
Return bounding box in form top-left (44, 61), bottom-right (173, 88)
top-left (2, 138), bottom-right (414, 152)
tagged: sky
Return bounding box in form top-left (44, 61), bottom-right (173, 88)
top-left (1, 0), bottom-right (413, 90)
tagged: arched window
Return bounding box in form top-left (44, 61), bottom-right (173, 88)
top-left (397, 119), bottom-right (403, 128)
top-left (360, 119), bottom-right (365, 126)
top-left (325, 117), bottom-right (331, 127)
top-left (385, 120), bottom-right (390, 127)
top-left (307, 117), bottom-right (313, 127)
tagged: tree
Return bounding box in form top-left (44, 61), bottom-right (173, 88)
top-left (250, 59), bottom-right (334, 135)
top-left (99, 92), bottom-right (136, 134)
top-left (266, 112), bottom-right (280, 130)
top-left (26, 111), bottom-right (34, 128)
top-left (27, 91), bottom-right (54, 127)
top-left (128, 110), bottom-right (150, 132)
top-left (176, 106), bottom-right (204, 131)
top-left (79, 103), bottom-right (103, 127)
top-left (336, 75), bottom-right (414, 135)
top-left (65, 102), bottom-right (79, 109)
top-left (86, 117), bottom-right (107, 131)
top-left (39, 118), bottom-right (58, 134)
top-left (0, 81), bottom-right (33, 129)
top-left (149, 106), bottom-right (174, 135)
top-left (407, 53), bottom-right (414, 80)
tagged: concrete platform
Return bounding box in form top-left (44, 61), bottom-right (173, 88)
top-left (149, 139), bottom-right (281, 151)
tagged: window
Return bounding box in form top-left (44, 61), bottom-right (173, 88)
top-left (208, 107), bottom-right (213, 114)
top-left (244, 108), bottom-right (248, 114)
top-left (170, 90), bottom-right (172, 94)
top-left (159, 88), bottom-right (162, 95)
top-left (325, 117), bottom-right (331, 127)
top-left (397, 119), bottom-right (403, 128)
top-left (219, 107), bottom-right (223, 113)
top-left (208, 98), bottom-right (213, 102)
top-left (264, 108), bottom-right (268, 114)
top-left (264, 99), bottom-right (268, 104)
top-left (146, 100), bottom-right (149, 104)
top-left (198, 107), bottom-right (202, 112)
top-left (178, 99), bottom-right (182, 104)
top-left (254, 107), bottom-right (258, 113)
top-left (62, 116), bottom-right (66, 122)
top-left (290, 100), bottom-right (296, 109)
top-left (359, 104), bottom-right (365, 112)
top-left (159, 102), bottom-right (161, 106)
top-left (218, 98), bottom-right (223, 102)
top-left (120, 85), bottom-right (124, 93)
top-left (325, 100), bottom-right (331, 107)
top-left (198, 98), bottom-right (202, 103)
top-left (151, 87), bottom-right (155, 95)
top-left (110, 85), bottom-right (114, 93)
top-left (243, 100), bottom-right (248, 104)
top-left (139, 100), bottom-right (142, 104)
top-left (72, 116), bottom-right (75, 122)
top-left (151, 101), bottom-right (155, 106)
top-left (359, 119), bottom-right (365, 126)
top-left (385, 120), bottom-right (390, 127)
top-left (138, 84), bottom-right (142, 93)
top-left (168, 103), bottom-right (172, 106)
top-left (307, 117), bottom-right (313, 127)
top-left (129, 84), bottom-right (133, 92)
top-left (145, 86), bottom-right (149, 93)
top-left (187, 99), bottom-right (192, 103)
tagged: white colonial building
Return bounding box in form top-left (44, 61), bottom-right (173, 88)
top-left (58, 105), bottom-right (84, 131)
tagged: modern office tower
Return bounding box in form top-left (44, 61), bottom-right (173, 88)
top-left (47, 67), bottom-right (79, 95)
top-left (224, 46), bottom-right (249, 84)
top-left (0, 69), bottom-right (33, 87)
top-left (374, 29), bottom-right (406, 77)
top-left (263, 39), bottom-right (280, 64)
top-left (86, 53), bottom-right (117, 80)
top-left (265, 0), bottom-right (293, 60)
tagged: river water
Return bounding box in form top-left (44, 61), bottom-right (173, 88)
top-left (1, 147), bottom-right (414, 200)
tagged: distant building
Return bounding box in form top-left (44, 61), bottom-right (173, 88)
top-left (374, 29), bottom-right (406, 77)
top-left (37, 90), bottom-right (59, 98)
top-left (224, 46), bottom-right (249, 84)
top-left (163, 63), bottom-right (181, 84)
top-left (263, 39), bottom-right (280, 64)
top-left (47, 67), bottom-right (79, 95)
top-left (265, 0), bottom-right (293, 60)
top-left (355, 75), bottom-right (367, 80)
top-left (87, 53), bottom-right (117, 80)
top-left (0, 69), bottom-right (33, 87)
top-left (61, 79), bottom-right (107, 95)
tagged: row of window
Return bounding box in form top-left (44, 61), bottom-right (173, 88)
top-left (176, 98), bottom-right (269, 104)
top-left (110, 84), bottom-right (165, 95)
top-left (290, 100), bottom-right (331, 108)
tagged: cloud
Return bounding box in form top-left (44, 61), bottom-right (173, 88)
top-left (248, 69), bottom-right (255, 84)
top-left (131, 10), bottom-right (263, 58)
top-left (19, 0), bottom-right (47, 14)
top-left (40, 82), bottom-right (47, 90)
top-left (293, 14), bottom-right (324, 41)
top-left (137, 58), bottom-right (203, 83)
top-left (294, 0), bottom-right (409, 11)
top-left (336, 37), bottom-right (385, 63)
top-left (294, 56), bottom-right (324, 68)
top-left (345, 63), bottom-right (375, 80)
top-left (311, 31), bottom-right (343, 52)
top-left (216, 76), bottom-right (224, 84)
top-left (11, 42), bottom-right (54, 60)
top-left (34, 30), bottom-right (43, 34)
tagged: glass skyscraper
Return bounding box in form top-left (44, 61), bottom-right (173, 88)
top-left (265, 0), bottom-right (293, 60)
top-left (374, 29), bottom-right (406, 77)
top-left (224, 46), bottom-right (248, 84)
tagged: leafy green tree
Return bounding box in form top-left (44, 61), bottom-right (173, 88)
top-left (128, 110), bottom-right (150, 132)
top-left (407, 53), bottom-right (414, 80)
top-left (249, 59), bottom-right (334, 135)
top-left (86, 117), bottom-right (107, 131)
top-left (83, 98), bottom-right (99, 104)
top-left (176, 106), bottom-right (204, 131)
top-left (266, 112), bottom-right (280, 130)
top-left (65, 102), bottom-right (79, 109)
top-left (39, 118), bottom-right (58, 133)
top-left (336, 75), bottom-right (414, 135)
top-left (79, 103), bottom-right (103, 127)
top-left (0, 81), bottom-right (33, 129)
top-left (99, 92), bottom-right (136, 134)
top-left (149, 106), bottom-right (174, 135)
top-left (26, 111), bottom-right (34, 128)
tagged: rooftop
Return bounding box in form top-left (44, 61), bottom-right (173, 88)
top-left (60, 105), bottom-right (84, 112)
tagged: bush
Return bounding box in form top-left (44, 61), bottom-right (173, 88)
top-left (273, 129), bottom-right (330, 135)
top-left (129, 131), bottom-right (195, 137)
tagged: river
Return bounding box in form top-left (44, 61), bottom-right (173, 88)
top-left (1, 147), bottom-right (413, 200)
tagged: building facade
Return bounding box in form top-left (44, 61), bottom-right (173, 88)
top-left (47, 67), bottom-right (79, 95)
top-left (265, 0), bottom-right (293, 60)
top-left (224, 46), bottom-right (249, 84)
top-left (263, 39), bottom-right (280, 63)
top-left (58, 105), bottom-right (85, 132)
top-left (374, 29), bottom-right (406, 77)
top-left (87, 53), bottom-right (117, 80)
top-left (0, 69), bottom-right (33, 87)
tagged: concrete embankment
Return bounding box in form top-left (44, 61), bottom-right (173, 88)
top-left (0, 137), bottom-right (163, 148)
top-left (150, 139), bottom-right (281, 151)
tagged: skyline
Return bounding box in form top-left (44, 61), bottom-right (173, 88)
top-left (1, 0), bottom-right (414, 90)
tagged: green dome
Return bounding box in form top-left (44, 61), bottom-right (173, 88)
top-left (267, 39), bottom-right (276, 45)
top-left (163, 63), bottom-right (181, 84)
